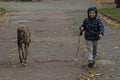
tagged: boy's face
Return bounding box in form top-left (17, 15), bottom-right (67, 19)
top-left (89, 10), bottom-right (96, 18)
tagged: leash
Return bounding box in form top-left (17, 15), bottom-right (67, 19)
top-left (32, 36), bottom-right (81, 64)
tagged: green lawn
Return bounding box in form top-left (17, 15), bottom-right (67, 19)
top-left (99, 8), bottom-right (120, 21)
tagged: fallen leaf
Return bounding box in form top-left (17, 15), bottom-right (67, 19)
top-left (73, 58), bottom-right (78, 61)
top-left (114, 46), bottom-right (119, 49)
top-left (10, 47), bottom-right (17, 50)
top-left (89, 74), bottom-right (95, 77)
top-left (87, 78), bottom-right (90, 80)
top-left (95, 73), bottom-right (103, 76)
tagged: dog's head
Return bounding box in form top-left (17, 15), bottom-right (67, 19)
top-left (17, 25), bottom-right (27, 40)
top-left (18, 25), bottom-right (26, 33)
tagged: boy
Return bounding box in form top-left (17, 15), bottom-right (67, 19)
top-left (79, 6), bottom-right (104, 68)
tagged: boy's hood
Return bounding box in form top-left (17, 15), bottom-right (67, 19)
top-left (87, 6), bottom-right (98, 18)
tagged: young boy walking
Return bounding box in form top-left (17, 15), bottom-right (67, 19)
top-left (79, 6), bottom-right (104, 68)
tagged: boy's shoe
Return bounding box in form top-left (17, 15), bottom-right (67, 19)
top-left (88, 60), bottom-right (95, 68)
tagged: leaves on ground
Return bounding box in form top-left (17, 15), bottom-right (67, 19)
top-left (77, 68), bottom-right (103, 80)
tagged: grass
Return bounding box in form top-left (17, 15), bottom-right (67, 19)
top-left (99, 8), bottom-right (120, 21)
top-left (0, 7), bottom-right (6, 12)
top-left (0, 7), bottom-right (6, 16)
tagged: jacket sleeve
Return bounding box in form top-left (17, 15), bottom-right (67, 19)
top-left (79, 19), bottom-right (86, 35)
top-left (98, 19), bottom-right (104, 35)
top-left (79, 19), bottom-right (86, 30)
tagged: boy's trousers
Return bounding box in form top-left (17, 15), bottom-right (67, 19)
top-left (86, 40), bottom-right (98, 61)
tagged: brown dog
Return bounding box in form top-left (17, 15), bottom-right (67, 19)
top-left (17, 25), bottom-right (31, 65)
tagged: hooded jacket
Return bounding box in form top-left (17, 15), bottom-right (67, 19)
top-left (80, 7), bottom-right (104, 41)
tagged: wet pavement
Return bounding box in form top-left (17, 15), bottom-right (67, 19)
top-left (0, 0), bottom-right (120, 80)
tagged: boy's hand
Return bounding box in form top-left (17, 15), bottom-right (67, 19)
top-left (80, 32), bottom-right (83, 35)
top-left (80, 27), bottom-right (84, 36)
top-left (99, 34), bottom-right (103, 39)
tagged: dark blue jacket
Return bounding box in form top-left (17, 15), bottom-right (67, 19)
top-left (80, 17), bottom-right (104, 41)
top-left (116, 0), bottom-right (120, 4)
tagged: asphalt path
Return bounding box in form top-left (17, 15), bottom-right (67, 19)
top-left (0, 0), bottom-right (120, 80)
